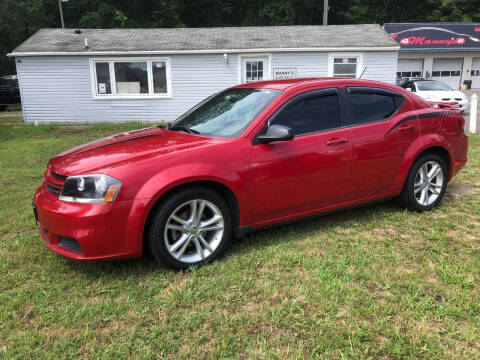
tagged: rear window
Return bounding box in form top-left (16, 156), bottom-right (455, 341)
top-left (348, 91), bottom-right (405, 125)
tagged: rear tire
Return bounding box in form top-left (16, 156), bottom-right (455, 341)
top-left (396, 153), bottom-right (448, 211)
top-left (148, 187), bottom-right (232, 270)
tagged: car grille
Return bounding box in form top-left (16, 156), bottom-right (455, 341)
top-left (454, 98), bottom-right (462, 101)
top-left (45, 170), bottom-right (67, 197)
top-left (58, 236), bottom-right (82, 253)
top-left (50, 171), bottom-right (67, 182)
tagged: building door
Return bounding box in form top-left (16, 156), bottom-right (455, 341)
top-left (432, 58), bottom-right (463, 89)
top-left (471, 58), bottom-right (480, 89)
top-left (397, 58), bottom-right (424, 80)
top-left (241, 56), bottom-right (269, 83)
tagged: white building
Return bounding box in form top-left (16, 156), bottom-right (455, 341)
top-left (384, 23), bottom-right (480, 89)
top-left (8, 25), bottom-right (399, 124)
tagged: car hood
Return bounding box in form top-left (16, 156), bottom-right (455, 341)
top-left (418, 90), bottom-right (465, 100)
top-left (49, 126), bottom-right (217, 175)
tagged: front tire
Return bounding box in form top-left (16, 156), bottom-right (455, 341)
top-left (396, 153), bottom-right (448, 211)
top-left (148, 187), bottom-right (232, 270)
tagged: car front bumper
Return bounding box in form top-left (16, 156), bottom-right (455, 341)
top-left (33, 185), bottom-right (147, 261)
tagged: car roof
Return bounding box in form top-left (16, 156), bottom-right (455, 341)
top-left (233, 77), bottom-right (403, 91)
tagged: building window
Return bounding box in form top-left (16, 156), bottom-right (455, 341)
top-left (433, 70), bottom-right (461, 77)
top-left (114, 62), bottom-right (149, 94)
top-left (333, 57), bottom-right (358, 78)
top-left (91, 58), bottom-right (171, 98)
top-left (152, 61), bottom-right (168, 93)
top-left (397, 71), bottom-right (422, 79)
top-left (95, 62), bottom-right (112, 94)
top-left (246, 61), bottom-right (264, 82)
top-left (239, 55), bottom-right (270, 83)
top-left (329, 54), bottom-right (363, 78)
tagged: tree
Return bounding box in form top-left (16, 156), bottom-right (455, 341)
top-left (427, 0), bottom-right (480, 22)
top-left (1, 0), bottom-right (480, 76)
top-left (0, 0), bottom-right (57, 75)
top-left (78, 3), bottom-right (127, 28)
top-left (243, 1), bottom-right (295, 26)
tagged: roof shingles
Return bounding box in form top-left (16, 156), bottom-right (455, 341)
top-left (11, 24), bottom-right (398, 55)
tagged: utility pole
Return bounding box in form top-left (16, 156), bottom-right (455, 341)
top-left (58, 0), bottom-right (65, 29)
top-left (323, 0), bottom-right (328, 26)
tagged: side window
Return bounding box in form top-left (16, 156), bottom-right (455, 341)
top-left (348, 92), bottom-right (403, 125)
top-left (272, 94), bottom-right (341, 135)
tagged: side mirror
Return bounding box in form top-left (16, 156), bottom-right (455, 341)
top-left (406, 88), bottom-right (412, 92)
top-left (257, 124), bottom-right (294, 144)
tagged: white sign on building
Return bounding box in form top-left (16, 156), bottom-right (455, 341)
top-left (273, 68), bottom-right (297, 79)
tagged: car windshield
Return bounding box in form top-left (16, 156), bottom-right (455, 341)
top-left (170, 88), bottom-right (281, 138)
top-left (416, 81), bottom-right (453, 91)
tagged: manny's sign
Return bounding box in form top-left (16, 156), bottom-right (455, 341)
top-left (383, 23), bottom-right (480, 50)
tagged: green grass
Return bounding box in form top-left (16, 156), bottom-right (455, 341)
top-left (1, 119), bottom-right (479, 359)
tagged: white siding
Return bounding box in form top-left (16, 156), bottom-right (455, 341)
top-left (271, 52), bottom-right (329, 77)
top-left (17, 54), bottom-right (239, 123)
top-left (362, 51), bottom-right (397, 84)
top-left (16, 50), bottom-right (397, 123)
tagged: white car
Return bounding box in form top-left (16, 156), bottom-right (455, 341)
top-left (402, 80), bottom-right (469, 112)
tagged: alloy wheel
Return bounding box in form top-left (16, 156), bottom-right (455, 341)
top-left (413, 160), bottom-right (444, 206)
top-left (164, 199), bottom-right (224, 263)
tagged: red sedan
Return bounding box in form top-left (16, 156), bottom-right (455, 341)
top-left (33, 78), bottom-right (468, 269)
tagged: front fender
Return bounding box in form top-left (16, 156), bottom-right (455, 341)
top-left (129, 161), bottom-right (250, 247)
top-left (135, 161), bottom-right (248, 201)
top-left (391, 134), bottom-right (453, 193)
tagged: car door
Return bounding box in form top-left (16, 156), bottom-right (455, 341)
top-left (344, 86), bottom-right (419, 199)
top-left (247, 88), bottom-right (353, 225)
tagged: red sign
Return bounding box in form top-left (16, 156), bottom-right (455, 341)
top-left (398, 36), bottom-right (466, 46)
top-left (384, 23), bottom-right (480, 50)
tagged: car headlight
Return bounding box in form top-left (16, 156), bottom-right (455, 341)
top-left (59, 174), bottom-right (121, 203)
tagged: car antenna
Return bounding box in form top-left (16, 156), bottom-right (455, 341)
top-left (359, 66), bottom-right (367, 79)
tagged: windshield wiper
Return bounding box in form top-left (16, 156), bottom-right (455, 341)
top-left (166, 124), bottom-right (201, 135)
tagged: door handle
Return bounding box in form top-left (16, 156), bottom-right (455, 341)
top-left (398, 124), bottom-right (416, 132)
top-left (325, 137), bottom-right (348, 146)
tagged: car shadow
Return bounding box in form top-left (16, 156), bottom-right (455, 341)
top-left (63, 199), bottom-right (404, 278)
top-left (229, 199), bottom-right (402, 255)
